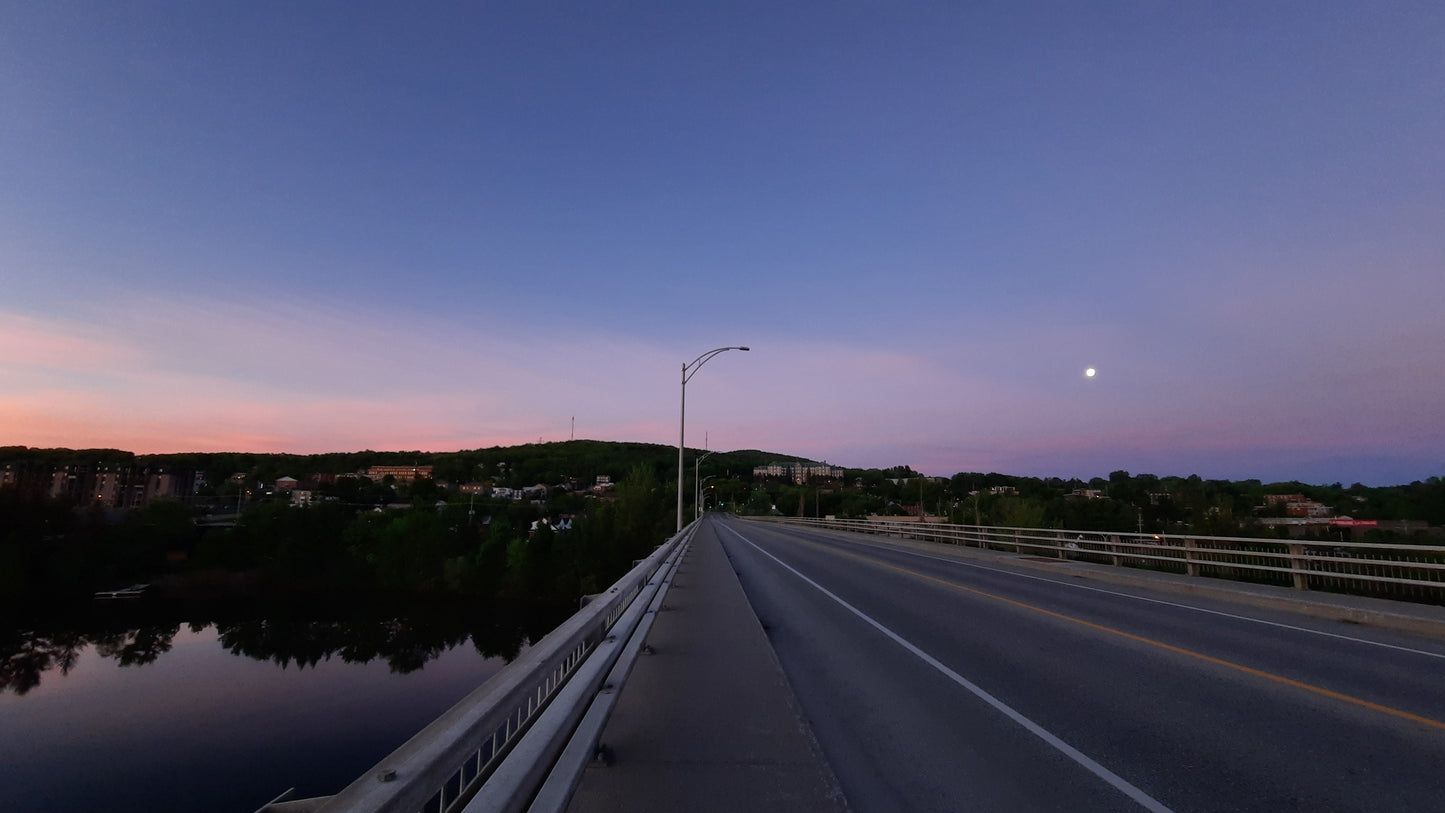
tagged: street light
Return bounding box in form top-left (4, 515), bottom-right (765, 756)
top-left (678, 346), bottom-right (749, 531)
top-left (697, 474), bottom-right (719, 520)
top-left (694, 451), bottom-right (716, 520)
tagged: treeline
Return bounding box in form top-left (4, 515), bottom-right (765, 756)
top-left (1, 441), bottom-right (806, 496)
top-left (0, 465), bottom-right (675, 606)
top-left (744, 470), bottom-right (1445, 539)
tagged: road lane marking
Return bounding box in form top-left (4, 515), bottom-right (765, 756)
top-left (805, 530), bottom-right (1445, 661)
top-left (720, 523), bottom-right (1176, 813)
top-left (743, 523), bottom-right (1445, 733)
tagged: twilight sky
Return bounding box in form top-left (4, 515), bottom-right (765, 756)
top-left (2, 2), bottom-right (1442, 486)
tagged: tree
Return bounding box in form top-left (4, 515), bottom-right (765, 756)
top-left (996, 497), bottom-right (1046, 529)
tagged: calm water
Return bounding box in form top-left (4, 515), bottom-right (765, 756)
top-left (0, 599), bottom-right (570, 813)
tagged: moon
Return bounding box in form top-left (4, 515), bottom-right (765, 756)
top-left (1084, 367), bottom-right (1097, 378)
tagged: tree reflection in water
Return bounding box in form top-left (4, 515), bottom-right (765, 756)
top-left (0, 598), bottom-right (571, 695)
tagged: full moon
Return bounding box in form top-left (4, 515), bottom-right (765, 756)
top-left (1085, 367), bottom-right (1096, 378)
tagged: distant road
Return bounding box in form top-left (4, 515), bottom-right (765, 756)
top-left (715, 516), bottom-right (1445, 812)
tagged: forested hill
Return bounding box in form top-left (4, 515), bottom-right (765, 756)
top-left (0, 441), bottom-right (818, 489)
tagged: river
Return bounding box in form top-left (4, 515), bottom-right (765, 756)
top-left (0, 598), bottom-right (572, 812)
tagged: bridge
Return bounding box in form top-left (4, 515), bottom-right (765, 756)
top-left (260, 515), bottom-right (1445, 812)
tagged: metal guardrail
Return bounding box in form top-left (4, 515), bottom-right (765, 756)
top-left (261, 521), bottom-right (697, 813)
top-left (766, 517), bottom-right (1445, 605)
top-left (469, 518), bottom-right (693, 813)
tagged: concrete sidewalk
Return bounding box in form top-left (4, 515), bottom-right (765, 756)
top-left (565, 519), bottom-right (848, 813)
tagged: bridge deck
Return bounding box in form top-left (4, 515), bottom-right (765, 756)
top-left (565, 518), bottom-right (848, 813)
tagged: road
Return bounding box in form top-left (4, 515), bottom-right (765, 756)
top-left (713, 516), bottom-right (1445, 812)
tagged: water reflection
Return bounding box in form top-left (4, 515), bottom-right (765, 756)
top-left (1, 598), bottom-right (572, 695)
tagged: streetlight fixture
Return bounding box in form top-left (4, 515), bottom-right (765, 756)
top-left (678, 346), bottom-right (749, 531)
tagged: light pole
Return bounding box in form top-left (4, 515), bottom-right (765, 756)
top-left (678, 346), bottom-right (749, 531)
top-left (694, 451), bottom-right (716, 520)
top-left (697, 474), bottom-right (718, 519)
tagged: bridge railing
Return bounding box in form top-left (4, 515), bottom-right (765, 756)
top-left (264, 522), bottom-right (695, 813)
top-left (764, 517), bottom-right (1445, 605)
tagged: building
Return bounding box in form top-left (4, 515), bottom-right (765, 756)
top-left (1286, 501), bottom-right (1333, 518)
top-left (365, 465), bottom-right (434, 483)
top-left (752, 462), bottom-right (846, 483)
top-left (93, 465), bottom-right (137, 508)
top-left (37, 463), bottom-right (194, 508)
top-left (1, 461), bottom-right (51, 499)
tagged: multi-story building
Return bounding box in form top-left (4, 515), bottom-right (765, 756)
top-left (38, 463), bottom-right (194, 508)
top-left (752, 462), bottom-right (846, 483)
top-left (93, 465), bottom-right (132, 508)
top-left (2, 461), bottom-right (52, 499)
top-left (49, 465), bottom-right (95, 503)
top-left (364, 465), bottom-right (434, 483)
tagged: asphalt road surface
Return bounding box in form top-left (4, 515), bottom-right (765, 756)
top-left (713, 516), bottom-right (1445, 812)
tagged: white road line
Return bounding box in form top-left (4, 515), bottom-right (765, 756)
top-left (720, 523), bottom-right (1175, 813)
top-left (779, 524), bottom-right (1445, 662)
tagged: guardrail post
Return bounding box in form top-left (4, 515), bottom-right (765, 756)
top-left (1287, 543), bottom-right (1309, 590)
top-left (1108, 535), bottom-right (1121, 567)
top-left (1183, 537), bottom-right (1199, 577)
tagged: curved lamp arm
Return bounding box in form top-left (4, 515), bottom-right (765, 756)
top-left (683, 346), bottom-right (750, 385)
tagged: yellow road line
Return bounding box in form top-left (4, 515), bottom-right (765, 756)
top-left (794, 534), bottom-right (1445, 732)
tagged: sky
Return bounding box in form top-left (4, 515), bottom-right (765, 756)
top-left (2, 2), bottom-right (1442, 486)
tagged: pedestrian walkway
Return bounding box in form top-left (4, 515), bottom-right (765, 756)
top-left (565, 518), bottom-right (849, 813)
